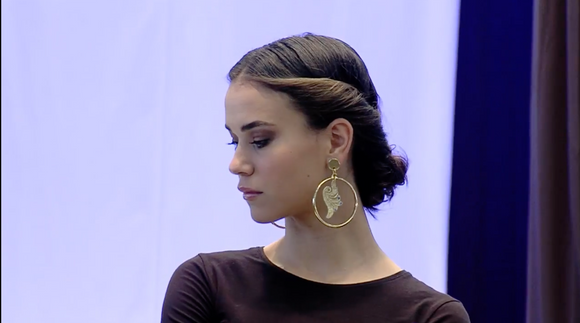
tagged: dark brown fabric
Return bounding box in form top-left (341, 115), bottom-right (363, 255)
top-left (161, 248), bottom-right (470, 323)
top-left (527, 0), bottom-right (580, 322)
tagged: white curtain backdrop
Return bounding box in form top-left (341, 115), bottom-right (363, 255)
top-left (1, 1), bottom-right (459, 322)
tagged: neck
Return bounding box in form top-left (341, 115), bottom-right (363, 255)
top-left (264, 206), bottom-right (399, 284)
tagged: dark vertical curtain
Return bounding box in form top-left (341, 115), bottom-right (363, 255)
top-left (447, 1), bottom-right (533, 322)
top-left (526, 0), bottom-right (580, 322)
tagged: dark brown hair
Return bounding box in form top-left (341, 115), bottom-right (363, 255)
top-left (228, 33), bottom-right (408, 213)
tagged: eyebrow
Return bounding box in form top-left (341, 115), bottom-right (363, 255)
top-left (225, 121), bottom-right (275, 132)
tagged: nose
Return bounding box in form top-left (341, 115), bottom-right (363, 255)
top-left (229, 148), bottom-right (253, 176)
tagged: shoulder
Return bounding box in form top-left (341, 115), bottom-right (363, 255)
top-left (197, 247), bottom-right (264, 265)
top-left (173, 247), bottom-right (265, 283)
top-left (182, 247), bottom-right (265, 274)
top-left (178, 246), bottom-right (263, 266)
top-left (387, 272), bottom-right (470, 323)
top-left (427, 300), bottom-right (470, 323)
top-left (161, 247), bottom-right (265, 322)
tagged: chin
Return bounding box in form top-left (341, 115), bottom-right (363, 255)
top-left (249, 209), bottom-right (283, 224)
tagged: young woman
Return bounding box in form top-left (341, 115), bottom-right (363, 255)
top-left (161, 33), bottom-right (470, 323)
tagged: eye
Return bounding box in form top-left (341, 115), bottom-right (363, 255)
top-left (250, 139), bottom-right (270, 149)
top-left (227, 140), bottom-right (238, 149)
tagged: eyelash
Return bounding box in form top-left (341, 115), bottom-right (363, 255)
top-left (228, 139), bottom-right (270, 149)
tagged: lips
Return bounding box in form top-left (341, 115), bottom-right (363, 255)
top-left (238, 187), bottom-right (263, 201)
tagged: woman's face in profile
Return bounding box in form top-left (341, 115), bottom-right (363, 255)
top-left (225, 81), bottom-right (328, 224)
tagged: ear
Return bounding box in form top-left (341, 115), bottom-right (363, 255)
top-left (326, 118), bottom-right (354, 163)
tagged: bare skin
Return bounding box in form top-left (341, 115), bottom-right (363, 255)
top-left (225, 80), bottom-right (402, 285)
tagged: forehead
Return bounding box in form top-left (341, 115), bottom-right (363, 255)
top-left (225, 81), bottom-right (303, 130)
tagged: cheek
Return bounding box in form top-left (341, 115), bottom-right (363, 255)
top-left (260, 149), bottom-right (304, 183)
top-left (262, 144), bottom-right (321, 197)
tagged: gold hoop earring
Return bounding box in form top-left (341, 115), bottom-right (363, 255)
top-left (271, 220), bottom-right (285, 229)
top-left (312, 158), bottom-right (359, 228)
